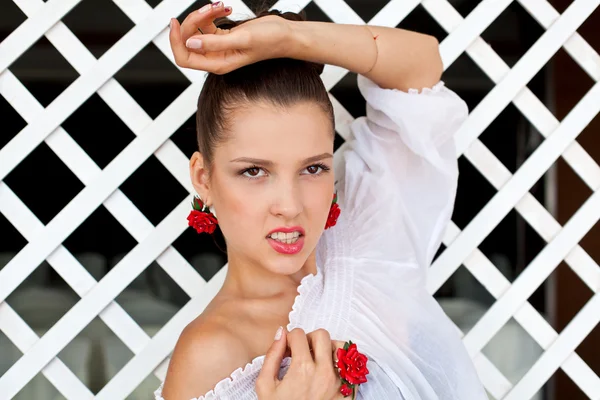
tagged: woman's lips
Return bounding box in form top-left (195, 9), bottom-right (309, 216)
top-left (267, 236), bottom-right (304, 255)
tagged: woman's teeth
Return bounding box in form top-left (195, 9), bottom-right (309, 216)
top-left (269, 231), bottom-right (301, 244)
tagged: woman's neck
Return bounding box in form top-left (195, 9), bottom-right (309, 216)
top-left (220, 251), bottom-right (318, 301)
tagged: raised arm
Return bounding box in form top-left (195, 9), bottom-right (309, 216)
top-left (169, 6), bottom-right (442, 91)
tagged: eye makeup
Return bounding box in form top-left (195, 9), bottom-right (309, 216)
top-left (238, 163), bottom-right (331, 181)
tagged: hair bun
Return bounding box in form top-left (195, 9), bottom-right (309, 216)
top-left (306, 61), bottom-right (325, 75)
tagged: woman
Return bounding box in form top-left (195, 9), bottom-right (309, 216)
top-left (156, 3), bottom-right (487, 399)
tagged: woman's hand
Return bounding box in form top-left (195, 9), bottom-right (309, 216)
top-left (256, 328), bottom-right (350, 400)
top-left (169, 3), bottom-right (293, 74)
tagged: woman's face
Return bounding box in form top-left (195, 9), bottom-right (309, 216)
top-left (191, 101), bottom-right (335, 276)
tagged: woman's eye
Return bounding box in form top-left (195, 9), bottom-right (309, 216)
top-left (243, 167), bottom-right (265, 178)
top-left (306, 165), bottom-right (321, 174)
top-left (304, 164), bottom-right (330, 175)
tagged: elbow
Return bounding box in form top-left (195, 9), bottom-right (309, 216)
top-left (428, 35), bottom-right (443, 84)
top-left (405, 35), bottom-right (443, 91)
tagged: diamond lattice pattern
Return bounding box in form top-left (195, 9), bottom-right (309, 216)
top-left (0, 0), bottom-right (599, 398)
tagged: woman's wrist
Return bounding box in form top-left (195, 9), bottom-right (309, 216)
top-left (282, 20), bottom-right (308, 60)
top-left (282, 20), bottom-right (314, 62)
top-left (283, 20), bottom-right (378, 75)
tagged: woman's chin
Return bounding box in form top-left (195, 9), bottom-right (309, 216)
top-left (262, 249), bottom-right (308, 276)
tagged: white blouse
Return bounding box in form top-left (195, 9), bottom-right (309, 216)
top-left (155, 75), bottom-right (488, 399)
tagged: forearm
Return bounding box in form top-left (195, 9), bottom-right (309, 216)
top-left (286, 21), bottom-right (443, 92)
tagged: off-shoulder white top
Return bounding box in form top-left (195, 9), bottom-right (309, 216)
top-left (155, 75), bottom-right (487, 400)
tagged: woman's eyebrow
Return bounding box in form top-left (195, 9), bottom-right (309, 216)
top-left (230, 153), bottom-right (333, 166)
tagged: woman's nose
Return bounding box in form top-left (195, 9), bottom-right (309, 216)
top-left (269, 183), bottom-right (303, 219)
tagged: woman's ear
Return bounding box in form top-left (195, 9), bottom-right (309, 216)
top-left (189, 151), bottom-right (211, 202)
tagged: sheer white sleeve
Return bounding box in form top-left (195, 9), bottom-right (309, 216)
top-left (337, 74), bottom-right (468, 279)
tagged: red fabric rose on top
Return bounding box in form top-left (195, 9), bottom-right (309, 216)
top-left (336, 342), bottom-right (369, 385)
top-left (187, 210), bottom-right (218, 234)
top-left (325, 192), bottom-right (340, 229)
top-left (187, 196), bottom-right (218, 234)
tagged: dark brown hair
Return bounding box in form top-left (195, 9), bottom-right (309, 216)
top-left (195, 8), bottom-right (335, 172)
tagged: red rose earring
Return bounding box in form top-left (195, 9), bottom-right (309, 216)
top-left (187, 195), bottom-right (218, 234)
top-left (325, 192), bottom-right (341, 229)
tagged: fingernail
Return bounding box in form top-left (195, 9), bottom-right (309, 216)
top-left (198, 4), bottom-right (211, 13)
top-left (224, 6), bottom-right (232, 12)
top-left (186, 38), bottom-right (203, 49)
top-left (212, 1), bottom-right (222, 8)
top-left (274, 326), bottom-right (283, 341)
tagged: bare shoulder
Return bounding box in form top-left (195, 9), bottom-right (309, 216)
top-left (160, 310), bottom-right (251, 400)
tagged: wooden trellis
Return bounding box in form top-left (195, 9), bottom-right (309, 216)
top-left (0, 0), bottom-right (599, 398)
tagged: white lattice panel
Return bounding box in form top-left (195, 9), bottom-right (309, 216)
top-left (0, 0), bottom-right (599, 398)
